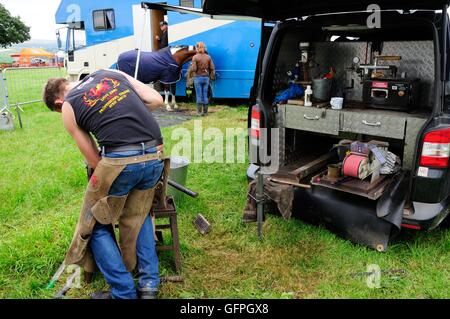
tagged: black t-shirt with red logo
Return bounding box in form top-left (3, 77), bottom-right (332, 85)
top-left (65, 70), bottom-right (162, 147)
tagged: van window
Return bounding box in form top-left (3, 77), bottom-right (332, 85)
top-left (179, 0), bottom-right (194, 7)
top-left (93, 9), bottom-right (115, 31)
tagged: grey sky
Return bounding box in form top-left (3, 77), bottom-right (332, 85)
top-left (0, 0), bottom-right (61, 40)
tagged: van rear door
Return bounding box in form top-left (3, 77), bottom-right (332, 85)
top-left (203, 0), bottom-right (449, 20)
top-left (141, 2), bottom-right (260, 21)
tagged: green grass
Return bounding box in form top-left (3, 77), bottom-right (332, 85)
top-left (0, 102), bottom-right (449, 299)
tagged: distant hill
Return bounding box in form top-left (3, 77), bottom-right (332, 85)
top-left (0, 39), bottom-right (58, 55)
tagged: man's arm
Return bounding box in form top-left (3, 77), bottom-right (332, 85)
top-left (88, 133), bottom-right (99, 153)
top-left (109, 69), bottom-right (163, 111)
top-left (61, 102), bottom-right (101, 169)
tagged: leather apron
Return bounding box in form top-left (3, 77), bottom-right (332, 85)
top-left (65, 152), bottom-right (169, 273)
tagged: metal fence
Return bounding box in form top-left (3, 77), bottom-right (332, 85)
top-left (3, 66), bottom-right (66, 107)
top-left (0, 69), bottom-right (7, 112)
top-left (0, 67), bottom-right (66, 128)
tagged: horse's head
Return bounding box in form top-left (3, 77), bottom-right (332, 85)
top-left (171, 45), bottom-right (197, 66)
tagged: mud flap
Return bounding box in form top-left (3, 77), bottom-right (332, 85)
top-left (376, 171), bottom-right (410, 233)
top-left (292, 187), bottom-right (392, 251)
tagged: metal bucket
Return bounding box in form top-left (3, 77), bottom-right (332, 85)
top-left (312, 78), bottom-right (332, 102)
top-left (168, 156), bottom-right (190, 202)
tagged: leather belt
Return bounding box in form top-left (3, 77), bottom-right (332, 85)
top-left (101, 152), bottom-right (166, 165)
top-left (103, 140), bottom-right (159, 153)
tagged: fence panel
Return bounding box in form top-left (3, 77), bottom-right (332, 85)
top-left (0, 70), bottom-right (7, 112)
top-left (3, 67), bottom-right (66, 107)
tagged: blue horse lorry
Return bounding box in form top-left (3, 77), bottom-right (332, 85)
top-left (55, 0), bottom-right (262, 99)
top-left (200, 0), bottom-right (450, 250)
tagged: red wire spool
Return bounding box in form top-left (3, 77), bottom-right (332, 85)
top-left (343, 154), bottom-right (369, 178)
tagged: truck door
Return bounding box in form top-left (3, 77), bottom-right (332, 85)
top-left (151, 9), bottom-right (166, 51)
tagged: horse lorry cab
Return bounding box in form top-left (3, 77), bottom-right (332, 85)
top-left (201, 0), bottom-right (450, 251)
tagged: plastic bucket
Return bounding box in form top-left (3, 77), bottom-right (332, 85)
top-left (0, 112), bottom-right (14, 131)
top-left (168, 156), bottom-right (190, 202)
top-left (312, 78), bottom-right (332, 101)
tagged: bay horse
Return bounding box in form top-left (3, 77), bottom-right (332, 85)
top-left (116, 45), bottom-right (196, 111)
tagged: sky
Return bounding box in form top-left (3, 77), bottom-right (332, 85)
top-left (0, 0), bottom-right (61, 40)
top-left (2, 1), bottom-right (450, 41)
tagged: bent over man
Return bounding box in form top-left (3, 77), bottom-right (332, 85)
top-left (43, 69), bottom-right (165, 299)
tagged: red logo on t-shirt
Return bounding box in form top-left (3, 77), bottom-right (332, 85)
top-left (83, 77), bottom-right (120, 107)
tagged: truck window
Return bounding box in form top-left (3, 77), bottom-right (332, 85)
top-left (93, 9), bottom-right (115, 31)
top-left (179, 0), bottom-right (194, 7)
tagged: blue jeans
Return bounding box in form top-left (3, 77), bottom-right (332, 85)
top-left (194, 76), bottom-right (210, 105)
top-left (90, 147), bottom-right (164, 299)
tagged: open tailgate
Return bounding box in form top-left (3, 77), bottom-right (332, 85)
top-left (203, 0), bottom-right (450, 20)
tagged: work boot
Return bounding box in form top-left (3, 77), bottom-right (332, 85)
top-left (203, 104), bottom-right (209, 115)
top-left (138, 287), bottom-right (158, 299)
top-left (196, 104), bottom-right (203, 116)
top-left (242, 211), bottom-right (257, 223)
top-left (91, 291), bottom-right (112, 299)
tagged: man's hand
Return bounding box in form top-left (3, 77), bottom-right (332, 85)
top-left (62, 102), bottom-right (101, 169)
top-left (155, 35), bottom-right (160, 41)
top-left (109, 70), bottom-right (163, 111)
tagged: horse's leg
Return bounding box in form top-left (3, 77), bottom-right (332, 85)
top-left (170, 84), bottom-right (179, 110)
top-left (172, 94), bottom-right (178, 110)
top-left (164, 84), bottom-right (173, 111)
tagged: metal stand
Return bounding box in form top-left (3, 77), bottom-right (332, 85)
top-left (15, 103), bottom-right (23, 129)
top-left (256, 172), bottom-right (265, 240)
top-left (154, 196), bottom-right (182, 273)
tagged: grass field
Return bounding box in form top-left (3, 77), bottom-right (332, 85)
top-left (0, 100), bottom-right (449, 299)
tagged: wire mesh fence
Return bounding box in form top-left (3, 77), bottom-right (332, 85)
top-left (0, 69), bottom-right (7, 112)
top-left (2, 66), bottom-right (66, 108)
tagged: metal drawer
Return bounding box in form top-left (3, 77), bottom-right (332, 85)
top-left (285, 105), bottom-right (339, 135)
top-left (341, 112), bottom-right (406, 139)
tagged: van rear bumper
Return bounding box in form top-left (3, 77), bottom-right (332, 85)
top-left (291, 185), bottom-right (450, 250)
top-left (247, 166), bottom-right (449, 249)
top-left (403, 199), bottom-right (450, 230)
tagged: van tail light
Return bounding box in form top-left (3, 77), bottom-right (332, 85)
top-left (419, 128), bottom-right (450, 168)
top-left (250, 106), bottom-right (261, 140)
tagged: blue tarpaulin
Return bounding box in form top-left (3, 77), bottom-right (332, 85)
top-left (274, 83), bottom-right (304, 104)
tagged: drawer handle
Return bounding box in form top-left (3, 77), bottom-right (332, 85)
top-left (304, 114), bottom-right (320, 120)
top-left (362, 120), bottom-right (381, 127)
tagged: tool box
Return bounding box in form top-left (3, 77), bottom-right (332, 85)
top-left (362, 78), bottom-right (421, 111)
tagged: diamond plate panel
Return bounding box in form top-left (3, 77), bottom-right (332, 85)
top-left (275, 106), bottom-right (286, 167)
top-left (314, 41), bottom-right (434, 108)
